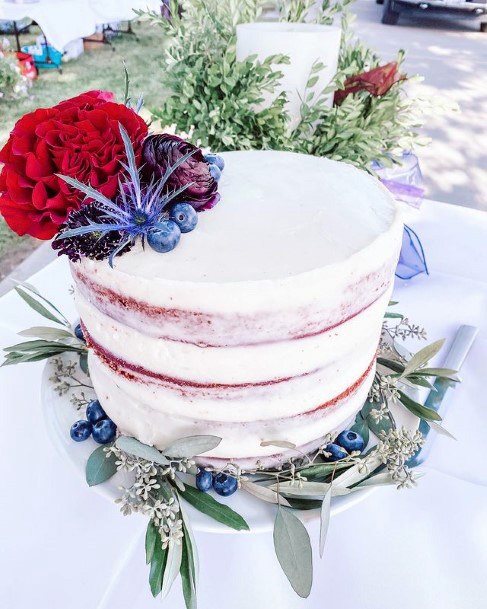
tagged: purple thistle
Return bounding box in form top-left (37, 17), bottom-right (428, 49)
top-left (53, 125), bottom-right (195, 266)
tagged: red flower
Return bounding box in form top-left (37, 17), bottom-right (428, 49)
top-left (334, 62), bottom-right (406, 106)
top-left (0, 90), bottom-right (148, 239)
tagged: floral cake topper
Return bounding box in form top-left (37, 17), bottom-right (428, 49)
top-left (0, 90), bottom-right (224, 263)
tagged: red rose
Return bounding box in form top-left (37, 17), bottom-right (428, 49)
top-left (334, 62), bottom-right (406, 106)
top-left (0, 90), bottom-right (148, 239)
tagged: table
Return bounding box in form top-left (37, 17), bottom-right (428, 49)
top-left (0, 199), bottom-right (486, 609)
top-left (0, 1), bottom-right (162, 51)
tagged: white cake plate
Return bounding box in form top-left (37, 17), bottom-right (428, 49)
top-left (41, 355), bottom-right (375, 535)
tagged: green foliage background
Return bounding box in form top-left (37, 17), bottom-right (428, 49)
top-left (146, 0), bottom-right (426, 170)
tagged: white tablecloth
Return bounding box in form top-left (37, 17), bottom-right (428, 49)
top-left (0, 199), bottom-right (486, 608)
top-left (0, 1), bottom-right (162, 51)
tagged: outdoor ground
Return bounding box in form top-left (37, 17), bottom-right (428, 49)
top-left (352, 0), bottom-right (487, 210)
top-left (0, 3), bottom-right (485, 283)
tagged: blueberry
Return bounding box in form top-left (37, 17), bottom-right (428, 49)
top-left (86, 399), bottom-right (107, 424)
top-left (169, 202), bottom-right (198, 233)
top-left (213, 472), bottom-right (238, 497)
top-left (335, 430), bottom-right (365, 454)
top-left (196, 468), bottom-right (213, 492)
top-left (147, 220), bottom-right (181, 253)
top-left (74, 323), bottom-right (85, 342)
top-left (208, 163), bottom-right (221, 182)
top-left (205, 153), bottom-right (225, 172)
top-left (92, 418), bottom-right (117, 444)
top-left (70, 420), bottom-right (92, 442)
top-left (324, 443), bottom-right (348, 462)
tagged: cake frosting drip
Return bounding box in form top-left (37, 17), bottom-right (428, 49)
top-left (71, 150), bottom-right (403, 466)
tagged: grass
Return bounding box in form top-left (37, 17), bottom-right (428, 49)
top-left (0, 20), bottom-right (168, 275)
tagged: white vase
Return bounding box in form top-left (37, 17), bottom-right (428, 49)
top-left (236, 22), bottom-right (341, 130)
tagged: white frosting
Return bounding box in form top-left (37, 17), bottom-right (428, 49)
top-left (72, 151), bottom-right (403, 465)
top-left (107, 151), bottom-right (397, 282)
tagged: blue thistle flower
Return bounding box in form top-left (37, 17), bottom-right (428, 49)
top-left (53, 124), bottom-right (195, 266)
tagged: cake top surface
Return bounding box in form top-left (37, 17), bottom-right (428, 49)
top-left (111, 150), bottom-right (398, 283)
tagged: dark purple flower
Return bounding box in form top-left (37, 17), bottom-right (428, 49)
top-left (141, 134), bottom-right (220, 211)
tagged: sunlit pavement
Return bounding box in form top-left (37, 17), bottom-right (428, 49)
top-left (351, 0), bottom-right (487, 209)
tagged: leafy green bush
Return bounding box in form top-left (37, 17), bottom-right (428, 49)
top-left (145, 1), bottom-right (436, 169)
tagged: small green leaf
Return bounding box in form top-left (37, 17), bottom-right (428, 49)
top-left (319, 485), bottom-right (332, 558)
top-left (273, 507), bottom-right (313, 598)
top-left (270, 481), bottom-right (349, 498)
top-left (400, 339), bottom-right (445, 378)
top-left (180, 539), bottom-right (197, 609)
top-left (384, 312), bottom-right (404, 319)
top-left (398, 391), bottom-right (442, 422)
top-left (179, 484), bottom-right (249, 531)
top-left (85, 445), bottom-right (117, 486)
top-left (79, 351), bottom-right (89, 375)
top-left (427, 420), bottom-right (456, 440)
top-left (14, 286), bottom-right (67, 326)
top-left (163, 435), bottom-right (222, 458)
top-left (160, 541), bottom-right (183, 600)
top-left (412, 367), bottom-right (459, 381)
top-left (350, 411), bottom-right (370, 447)
top-left (145, 520), bottom-right (158, 565)
top-left (149, 536), bottom-right (168, 597)
top-left (241, 480), bottom-right (291, 507)
top-left (18, 326), bottom-right (75, 340)
top-left (115, 436), bottom-right (169, 465)
top-left (297, 461), bottom-right (351, 481)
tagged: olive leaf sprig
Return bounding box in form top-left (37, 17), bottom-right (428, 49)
top-left (1, 282), bottom-right (87, 369)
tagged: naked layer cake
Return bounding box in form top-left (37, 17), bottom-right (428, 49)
top-left (71, 150), bottom-right (402, 467)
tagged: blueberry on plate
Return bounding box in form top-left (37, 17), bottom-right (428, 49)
top-left (205, 153), bottom-right (225, 171)
top-left (213, 472), bottom-right (238, 497)
top-left (324, 443), bottom-right (348, 462)
top-left (70, 420), bottom-right (92, 442)
top-left (92, 418), bottom-right (117, 444)
top-left (208, 163), bottom-right (222, 182)
top-left (196, 468), bottom-right (213, 492)
top-left (169, 202), bottom-right (198, 233)
top-left (335, 430), bottom-right (365, 453)
top-left (73, 323), bottom-right (85, 342)
top-left (147, 220), bottom-right (181, 253)
top-left (86, 399), bottom-right (107, 424)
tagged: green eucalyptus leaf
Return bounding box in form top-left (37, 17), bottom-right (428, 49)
top-left (333, 455), bottom-right (383, 489)
top-left (400, 339), bottom-right (445, 378)
top-left (179, 484), bottom-right (249, 531)
top-left (398, 391), bottom-right (442, 422)
top-left (163, 435), bottom-right (222, 458)
top-left (427, 420), bottom-right (456, 440)
top-left (79, 351), bottom-right (89, 375)
top-left (145, 520), bottom-right (158, 565)
top-left (160, 541), bottom-right (183, 600)
top-left (85, 445), bottom-right (118, 487)
top-left (297, 461), bottom-right (351, 481)
top-left (271, 481), bottom-right (350, 498)
top-left (149, 535), bottom-right (168, 597)
top-left (319, 485), bottom-right (332, 558)
top-left (413, 367), bottom-right (459, 381)
top-left (273, 507), bottom-right (313, 598)
top-left (18, 326), bottom-right (75, 340)
top-left (14, 286), bottom-right (67, 326)
top-left (241, 480), bottom-right (291, 507)
top-left (350, 411), bottom-right (370, 447)
top-left (115, 436), bottom-right (170, 465)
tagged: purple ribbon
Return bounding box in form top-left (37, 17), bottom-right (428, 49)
top-left (381, 179), bottom-right (425, 208)
top-left (396, 225), bottom-right (429, 280)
